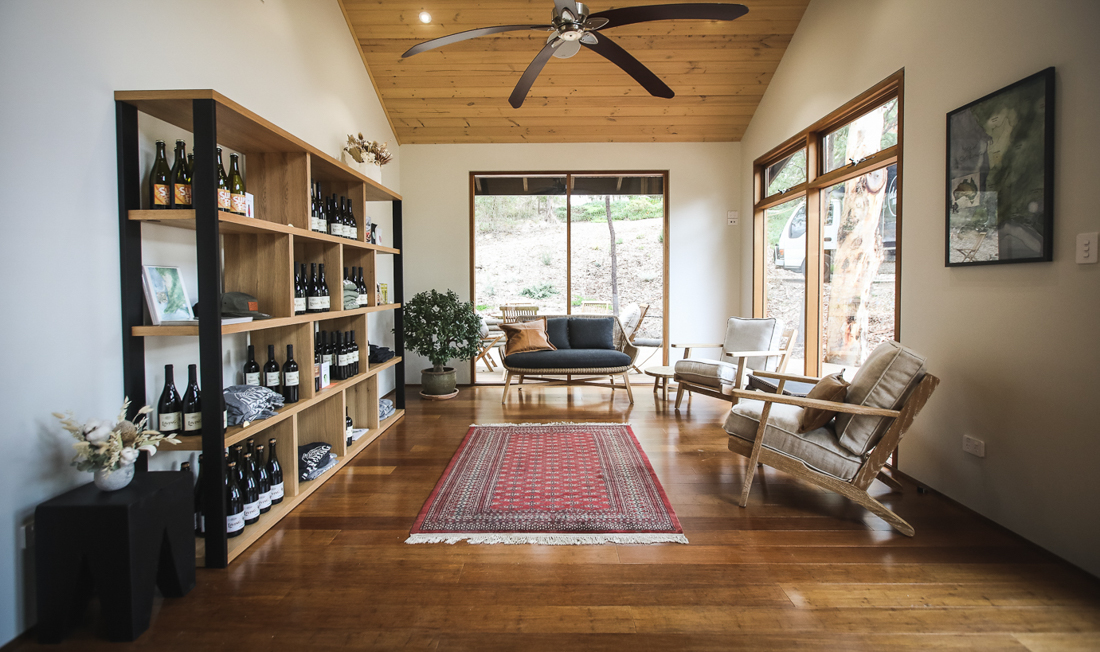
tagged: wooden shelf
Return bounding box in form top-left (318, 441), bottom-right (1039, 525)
top-left (132, 305), bottom-right (402, 337)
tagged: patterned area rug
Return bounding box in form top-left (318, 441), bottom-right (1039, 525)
top-left (406, 422), bottom-right (687, 545)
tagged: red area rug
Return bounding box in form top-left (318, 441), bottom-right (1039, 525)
top-left (406, 422), bottom-right (687, 545)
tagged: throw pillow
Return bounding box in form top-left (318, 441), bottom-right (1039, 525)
top-left (500, 318), bottom-right (557, 356)
top-left (798, 371), bottom-right (850, 433)
top-left (568, 317), bottom-right (615, 349)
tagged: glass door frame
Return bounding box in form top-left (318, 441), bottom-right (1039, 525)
top-left (469, 170), bottom-right (671, 383)
top-left (752, 70), bottom-right (904, 378)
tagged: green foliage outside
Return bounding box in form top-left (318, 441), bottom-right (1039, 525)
top-left (557, 195), bottom-right (663, 222)
top-left (402, 289), bottom-right (482, 371)
top-left (520, 283), bottom-right (558, 300)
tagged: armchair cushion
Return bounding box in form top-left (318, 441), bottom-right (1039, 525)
top-left (724, 400), bottom-right (863, 480)
top-left (835, 341), bottom-right (927, 457)
top-left (568, 317), bottom-right (615, 350)
top-left (503, 348), bottom-right (631, 370)
top-left (723, 317), bottom-right (785, 372)
top-left (500, 318), bottom-right (556, 356)
top-left (545, 317), bottom-right (570, 349)
top-left (674, 358), bottom-right (737, 389)
top-left (798, 372), bottom-right (850, 432)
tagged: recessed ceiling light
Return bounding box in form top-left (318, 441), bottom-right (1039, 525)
top-left (419, 11), bottom-right (431, 23)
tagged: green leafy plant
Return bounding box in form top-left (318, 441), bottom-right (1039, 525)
top-left (476, 304), bottom-right (489, 311)
top-left (540, 252), bottom-right (553, 266)
top-left (402, 289), bottom-right (482, 371)
top-left (572, 295), bottom-right (584, 307)
top-left (520, 283), bottom-right (558, 300)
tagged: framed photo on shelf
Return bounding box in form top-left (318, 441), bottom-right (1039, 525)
top-left (945, 67), bottom-right (1055, 266)
top-left (141, 265), bottom-right (194, 325)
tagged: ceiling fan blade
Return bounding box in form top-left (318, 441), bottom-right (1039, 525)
top-left (509, 42), bottom-right (557, 108)
top-left (579, 32), bottom-right (598, 45)
top-left (583, 34), bottom-right (674, 99)
top-left (589, 3), bottom-right (748, 30)
top-left (402, 25), bottom-right (547, 58)
top-left (584, 16), bottom-right (610, 30)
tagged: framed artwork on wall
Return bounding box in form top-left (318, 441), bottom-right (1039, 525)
top-left (945, 67), bottom-right (1054, 266)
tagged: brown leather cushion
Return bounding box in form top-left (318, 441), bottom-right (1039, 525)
top-left (798, 372), bottom-right (850, 433)
top-left (500, 318), bottom-right (556, 356)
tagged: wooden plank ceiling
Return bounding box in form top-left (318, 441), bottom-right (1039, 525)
top-left (339, 0), bottom-right (810, 144)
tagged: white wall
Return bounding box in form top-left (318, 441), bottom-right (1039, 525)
top-left (0, 0), bottom-right (397, 644)
top-left (400, 142), bottom-right (742, 384)
top-left (740, 0), bottom-right (1100, 575)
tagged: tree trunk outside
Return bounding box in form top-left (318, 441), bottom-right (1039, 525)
top-left (605, 195), bottom-right (619, 316)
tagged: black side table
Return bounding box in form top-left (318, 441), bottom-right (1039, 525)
top-left (35, 470), bottom-right (195, 643)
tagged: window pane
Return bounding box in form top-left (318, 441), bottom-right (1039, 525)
top-left (765, 197), bottom-right (806, 375)
top-left (764, 149), bottom-right (806, 197)
top-left (821, 164), bottom-right (896, 376)
top-left (822, 98), bottom-right (898, 174)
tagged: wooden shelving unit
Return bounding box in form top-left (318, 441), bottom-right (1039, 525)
top-left (115, 90), bottom-right (406, 567)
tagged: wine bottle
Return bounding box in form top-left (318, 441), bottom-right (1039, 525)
top-left (263, 344), bottom-right (280, 392)
top-left (283, 344), bottom-right (300, 403)
top-left (343, 197), bottom-right (353, 239)
top-left (316, 183), bottom-right (325, 233)
top-left (267, 438), bottom-right (284, 505)
top-left (228, 153), bottom-right (247, 215)
top-left (150, 140), bottom-right (171, 209)
top-left (186, 152), bottom-right (194, 180)
top-left (254, 444), bottom-right (272, 514)
top-left (350, 331), bottom-right (360, 375)
top-left (216, 147), bottom-right (231, 212)
top-left (241, 453), bottom-right (260, 526)
top-left (346, 409), bottom-right (353, 445)
top-left (226, 461), bottom-right (245, 538)
top-left (346, 198), bottom-right (358, 240)
top-left (182, 363), bottom-right (202, 437)
top-left (194, 454), bottom-right (205, 538)
top-left (306, 262), bottom-right (321, 313)
top-left (171, 140), bottom-right (192, 209)
top-left (157, 364), bottom-right (182, 436)
top-left (341, 331), bottom-right (352, 376)
top-left (243, 344), bottom-right (260, 386)
top-left (314, 339), bottom-right (322, 391)
top-left (332, 332), bottom-right (344, 381)
top-left (357, 267), bottom-right (367, 307)
top-left (319, 264), bottom-right (330, 312)
top-left (293, 263), bottom-right (306, 315)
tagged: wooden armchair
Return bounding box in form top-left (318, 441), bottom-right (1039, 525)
top-left (723, 341), bottom-right (938, 536)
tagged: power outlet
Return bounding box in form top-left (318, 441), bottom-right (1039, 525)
top-left (727, 210), bottom-right (739, 226)
top-left (963, 435), bottom-right (986, 458)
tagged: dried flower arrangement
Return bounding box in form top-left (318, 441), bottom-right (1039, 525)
top-left (54, 399), bottom-right (180, 475)
top-left (344, 133), bottom-right (393, 167)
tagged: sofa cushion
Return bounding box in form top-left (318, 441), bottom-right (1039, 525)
top-left (504, 348), bottom-right (631, 370)
top-left (568, 317), bottom-right (615, 350)
top-left (500, 318), bottom-right (556, 356)
top-left (835, 341), bottom-right (927, 457)
top-left (798, 372), bottom-right (850, 433)
top-left (674, 358), bottom-right (737, 389)
top-left (724, 400), bottom-right (863, 480)
top-left (545, 317), bottom-right (570, 349)
top-left (723, 317), bottom-right (784, 372)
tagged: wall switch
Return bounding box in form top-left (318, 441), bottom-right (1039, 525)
top-left (1077, 232), bottom-right (1098, 264)
top-left (963, 435), bottom-right (986, 458)
top-left (727, 210), bottom-right (739, 226)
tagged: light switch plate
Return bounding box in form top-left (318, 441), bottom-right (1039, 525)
top-left (963, 435), bottom-right (986, 458)
top-left (1077, 232), bottom-right (1098, 264)
top-left (727, 210), bottom-right (739, 226)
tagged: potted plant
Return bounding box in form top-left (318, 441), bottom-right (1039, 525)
top-left (403, 289), bottom-right (482, 399)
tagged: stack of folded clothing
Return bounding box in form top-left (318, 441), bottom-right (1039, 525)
top-left (223, 385), bottom-right (285, 427)
top-left (368, 344), bottom-right (395, 363)
top-left (379, 398), bottom-right (395, 421)
top-left (298, 442), bottom-right (337, 481)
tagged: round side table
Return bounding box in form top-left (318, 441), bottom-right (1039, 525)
top-left (644, 365), bottom-right (677, 401)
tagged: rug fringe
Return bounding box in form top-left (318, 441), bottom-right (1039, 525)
top-left (405, 533), bottom-right (688, 546)
top-left (470, 422), bottom-right (629, 427)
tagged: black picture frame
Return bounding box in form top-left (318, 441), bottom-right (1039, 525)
top-left (945, 67), bottom-right (1054, 267)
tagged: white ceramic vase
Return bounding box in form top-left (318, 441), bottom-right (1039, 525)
top-left (93, 463), bottom-right (135, 491)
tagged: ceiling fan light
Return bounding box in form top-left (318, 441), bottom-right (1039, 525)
top-left (552, 40), bottom-right (582, 58)
top-left (418, 11), bottom-right (432, 23)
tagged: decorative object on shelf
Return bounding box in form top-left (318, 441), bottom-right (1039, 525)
top-left (53, 399), bottom-right (181, 491)
top-left (141, 265), bottom-right (194, 326)
top-left (407, 423), bottom-right (687, 545)
top-left (946, 67), bottom-right (1055, 266)
top-left (342, 133), bottom-right (392, 182)
top-left (380, 283), bottom-right (388, 304)
top-left (402, 289), bottom-right (482, 399)
top-left (223, 385), bottom-right (285, 427)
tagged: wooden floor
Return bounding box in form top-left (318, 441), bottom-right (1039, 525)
top-left (18, 386), bottom-right (1100, 650)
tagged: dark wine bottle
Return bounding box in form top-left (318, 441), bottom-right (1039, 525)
top-left (306, 262), bottom-right (321, 313)
top-left (182, 363), bottom-right (202, 437)
top-left (150, 140), bottom-right (171, 209)
top-left (194, 454), bottom-right (205, 538)
top-left (216, 147), bottom-right (231, 212)
top-left (282, 344), bottom-right (300, 403)
top-left (350, 331), bottom-right (360, 375)
top-left (263, 344), bottom-right (280, 393)
top-left (342, 196), bottom-right (352, 239)
top-left (293, 263), bottom-right (306, 315)
top-left (241, 453), bottom-right (260, 526)
top-left (332, 332), bottom-right (344, 381)
top-left (267, 438), bottom-right (284, 505)
top-left (157, 364), bottom-right (182, 436)
top-left (357, 267), bottom-right (367, 307)
top-left (346, 409), bottom-right (353, 445)
top-left (329, 194), bottom-right (340, 237)
top-left (254, 444), bottom-right (272, 514)
top-left (346, 198), bottom-right (358, 240)
top-left (226, 461), bottom-right (245, 538)
top-left (228, 153), bottom-right (247, 215)
top-left (243, 344), bottom-right (260, 386)
top-left (186, 152), bottom-right (194, 178)
top-left (314, 333), bottom-right (323, 392)
top-left (171, 140), bottom-right (191, 209)
top-left (319, 264), bottom-right (331, 312)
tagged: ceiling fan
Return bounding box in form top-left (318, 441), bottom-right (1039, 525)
top-left (402, 1), bottom-right (749, 108)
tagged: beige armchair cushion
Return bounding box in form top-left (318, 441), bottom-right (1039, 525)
top-left (674, 358), bottom-right (737, 389)
top-left (724, 399), bottom-right (863, 480)
top-left (835, 341), bottom-right (927, 457)
top-left (723, 317), bottom-right (784, 372)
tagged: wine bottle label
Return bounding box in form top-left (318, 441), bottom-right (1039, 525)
top-left (159, 412), bottom-right (181, 431)
top-left (294, 297), bottom-right (306, 312)
top-left (227, 512), bottom-right (245, 533)
top-left (307, 297), bottom-right (323, 310)
top-left (217, 188), bottom-right (231, 210)
top-left (174, 183), bottom-right (192, 206)
top-left (153, 184), bottom-right (170, 206)
top-left (329, 223), bottom-right (339, 236)
top-left (199, 515), bottom-right (205, 534)
top-left (352, 350), bottom-right (359, 364)
top-left (184, 412), bottom-right (202, 432)
top-left (321, 296), bottom-right (330, 309)
top-left (325, 354), bottom-right (333, 366)
top-left (313, 217), bottom-right (324, 232)
top-left (243, 501), bottom-right (260, 521)
top-left (270, 482), bottom-right (284, 500)
top-left (284, 371), bottom-right (299, 386)
top-left (265, 372), bottom-right (281, 387)
top-left (258, 491), bottom-right (272, 510)
top-left (223, 410), bottom-right (228, 429)
top-left (338, 353), bottom-right (348, 366)
top-left (245, 372), bottom-right (260, 386)
top-left (232, 193), bottom-right (247, 214)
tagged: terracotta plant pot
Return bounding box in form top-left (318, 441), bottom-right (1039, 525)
top-left (421, 367), bottom-right (457, 398)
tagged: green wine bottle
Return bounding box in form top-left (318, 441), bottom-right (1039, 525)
top-left (228, 153), bottom-right (246, 215)
top-left (150, 140), bottom-right (171, 209)
top-left (216, 148), bottom-right (231, 212)
top-left (171, 140), bottom-right (191, 208)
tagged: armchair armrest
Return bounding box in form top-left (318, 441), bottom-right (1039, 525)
top-left (722, 349), bottom-right (787, 359)
top-left (727, 388), bottom-right (901, 418)
top-left (671, 343), bottom-right (723, 349)
top-left (749, 370), bottom-right (822, 384)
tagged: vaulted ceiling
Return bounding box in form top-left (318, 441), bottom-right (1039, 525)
top-left (339, 0), bottom-right (810, 144)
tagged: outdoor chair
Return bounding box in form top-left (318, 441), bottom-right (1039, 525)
top-left (475, 316), bottom-right (504, 372)
top-left (500, 304), bottom-right (538, 323)
top-left (723, 340), bottom-right (939, 536)
top-left (673, 317), bottom-right (796, 409)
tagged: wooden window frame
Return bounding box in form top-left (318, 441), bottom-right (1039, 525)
top-left (752, 70), bottom-right (904, 379)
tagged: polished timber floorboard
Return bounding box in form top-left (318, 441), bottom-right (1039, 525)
top-left (17, 386), bottom-right (1100, 650)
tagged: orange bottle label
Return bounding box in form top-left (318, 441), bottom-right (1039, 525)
top-left (153, 184), bottom-right (170, 206)
top-left (217, 188), bottom-right (231, 210)
top-left (174, 184), bottom-right (192, 206)
top-left (232, 193), bottom-right (247, 214)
